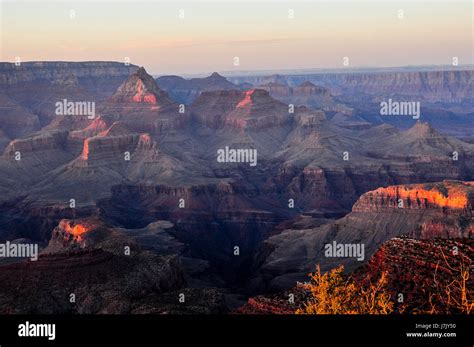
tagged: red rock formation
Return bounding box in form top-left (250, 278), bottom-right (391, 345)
top-left (233, 286), bottom-right (307, 314)
top-left (109, 67), bottom-right (173, 106)
top-left (49, 218), bottom-right (95, 249)
top-left (69, 116), bottom-right (110, 139)
top-left (360, 237), bottom-right (474, 313)
top-left (353, 180), bottom-right (473, 211)
top-left (190, 89), bottom-right (243, 127)
top-left (101, 67), bottom-right (188, 134)
top-left (237, 237), bottom-right (473, 314)
top-left (78, 133), bottom-right (139, 164)
top-left (191, 88), bottom-right (315, 130)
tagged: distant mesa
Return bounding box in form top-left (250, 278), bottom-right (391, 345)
top-left (156, 71), bottom-right (239, 104)
top-left (259, 74), bottom-right (289, 86)
top-left (227, 69), bottom-right (474, 104)
top-left (294, 81), bottom-right (332, 97)
top-left (0, 61), bottom-right (138, 101)
top-left (257, 81), bottom-right (351, 114)
top-left (257, 82), bottom-right (291, 97)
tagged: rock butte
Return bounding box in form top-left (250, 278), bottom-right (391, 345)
top-left (355, 181), bottom-right (473, 210)
top-left (58, 219), bottom-right (91, 241)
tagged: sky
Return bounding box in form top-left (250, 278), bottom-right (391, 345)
top-left (1, 0), bottom-right (472, 75)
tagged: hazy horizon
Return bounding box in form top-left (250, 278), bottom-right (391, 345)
top-left (1, 59), bottom-right (473, 78)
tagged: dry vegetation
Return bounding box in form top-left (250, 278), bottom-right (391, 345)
top-left (297, 243), bottom-right (473, 315)
top-left (296, 265), bottom-right (394, 314)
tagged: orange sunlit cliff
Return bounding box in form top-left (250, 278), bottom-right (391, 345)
top-left (58, 219), bottom-right (92, 242)
top-left (353, 180), bottom-right (474, 211)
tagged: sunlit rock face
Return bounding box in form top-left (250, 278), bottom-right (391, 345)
top-left (362, 237), bottom-right (474, 313)
top-left (191, 88), bottom-right (321, 130)
top-left (353, 180), bottom-right (474, 211)
top-left (101, 67), bottom-right (189, 134)
top-left (251, 180), bottom-right (473, 292)
top-left (78, 133), bottom-right (139, 163)
top-left (48, 219), bottom-right (94, 250)
top-left (236, 237), bottom-right (473, 314)
top-left (109, 67), bottom-right (172, 106)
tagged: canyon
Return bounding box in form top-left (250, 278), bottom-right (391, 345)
top-left (0, 62), bottom-right (472, 313)
top-left (228, 69), bottom-right (474, 141)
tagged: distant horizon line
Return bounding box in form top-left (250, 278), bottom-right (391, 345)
top-left (1, 60), bottom-right (473, 78)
